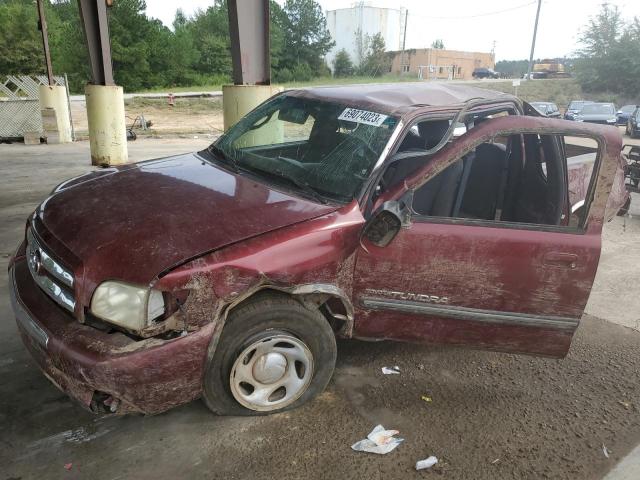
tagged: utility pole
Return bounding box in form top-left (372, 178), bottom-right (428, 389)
top-left (401, 9), bottom-right (408, 73)
top-left (36, 0), bottom-right (53, 85)
top-left (526, 0), bottom-right (542, 80)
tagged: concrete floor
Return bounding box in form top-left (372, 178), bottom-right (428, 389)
top-left (1, 139), bottom-right (640, 479)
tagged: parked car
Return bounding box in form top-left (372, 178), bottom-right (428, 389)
top-left (530, 102), bottom-right (561, 118)
top-left (617, 104), bottom-right (637, 125)
top-left (472, 67), bottom-right (499, 79)
top-left (564, 100), bottom-right (593, 120)
top-left (627, 106), bottom-right (640, 138)
top-left (574, 102), bottom-right (617, 125)
top-left (9, 84), bottom-right (628, 416)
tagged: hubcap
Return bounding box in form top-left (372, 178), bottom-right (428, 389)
top-left (252, 352), bottom-right (287, 384)
top-left (230, 334), bottom-right (313, 412)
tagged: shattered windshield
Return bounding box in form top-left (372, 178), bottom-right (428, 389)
top-left (211, 94), bottom-right (398, 203)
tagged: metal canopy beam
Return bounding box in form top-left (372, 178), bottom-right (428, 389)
top-left (227, 0), bottom-right (270, 85)
top-left (36, 0), bottom-right (54, 86)
top-left (77, 0), bottom-right (114, 86)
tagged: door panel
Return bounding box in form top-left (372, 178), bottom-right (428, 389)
top-left (354, 116), bottom-right (619, 358)
top-left (353, 221), bottom-right (600, 357)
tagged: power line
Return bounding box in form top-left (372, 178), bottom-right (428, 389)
top-left (408, 1), bottom-right (537, 21)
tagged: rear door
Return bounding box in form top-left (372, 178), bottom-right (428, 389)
top-left (352, 116), bottom-right (621, 357)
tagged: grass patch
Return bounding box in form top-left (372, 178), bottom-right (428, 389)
top-left (280, 74), bottom-right (423, 89)
top-left (136, 74), bottom-right (422, 94)
top-left (474, 78), bottom-right (637, 109)
top-left (131, 77), bottom-right (636, 115)
top-left (474, 79), bottom-right (583, 108)
top-left (124, 96), bottom-right (222, 113)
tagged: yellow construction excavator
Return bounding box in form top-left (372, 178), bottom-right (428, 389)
top-left (533, 61), bottom-right (572, 79)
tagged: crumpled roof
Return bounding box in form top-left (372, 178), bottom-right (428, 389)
top-left (289, 82), bottom-right (513, 116)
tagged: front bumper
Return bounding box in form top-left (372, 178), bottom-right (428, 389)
top-left (9, 258), bottom-right (215, 415)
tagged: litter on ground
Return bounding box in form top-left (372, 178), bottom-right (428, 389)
top-left (351, 425), bottom-right (404, 455)
top-left (382, 366), bottom-right (400, 375)
top-left (416, 456), bottom-right (438, 470)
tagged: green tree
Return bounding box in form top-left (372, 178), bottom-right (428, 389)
top-left (359, 33), bottom-right (390, 77)
top-left (270, 0), bottom-right (288, 76)
top-left (48, 0), bottom-right (90, 91)
top-left (0, 0), bottom-right (340, 91)
top-left (332, 49), bottom-right (354, 77)
top-left (0, 0), bottom-right (44, 75)
top-left (188, 1), bottom-right (232, 78)
top-left (106, 0), bottom-right (156, 91)
top-left (281, 0), bottom-right (334, 75)
top-left (431, 39), bottom-right (445, 49)
top-left (574, 3), bottom-right (640, 96)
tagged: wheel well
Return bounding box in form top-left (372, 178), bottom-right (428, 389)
top-left (222, 286), bottom-right (353, 338)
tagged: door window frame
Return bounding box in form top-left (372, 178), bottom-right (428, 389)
top-left (362, 102), bottom-right (523, 216)
top-left (409, 131), bottom-right (602, 235)
top-left (389, 125), bottom-right (604, 236)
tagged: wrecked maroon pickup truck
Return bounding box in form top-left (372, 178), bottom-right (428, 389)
top-left (9, 84), bottom-right (628, 415)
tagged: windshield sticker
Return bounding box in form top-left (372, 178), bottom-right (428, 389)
top-left (338, 108), bottom-right (388, 127)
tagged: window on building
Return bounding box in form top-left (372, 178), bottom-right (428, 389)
top-left (458, 67), bottom-right (462, 75)
top-left (402, 65), bottom-right (410, 73)
top-left (439, 66), bottom-right (443, 74)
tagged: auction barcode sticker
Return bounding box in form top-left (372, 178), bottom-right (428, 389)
top-left (338, 108), bottom-right (388, 127)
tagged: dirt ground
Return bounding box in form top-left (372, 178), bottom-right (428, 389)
top-left (70, 96), bottom-right (225, 137)
top-left (1, 139), bottom-right (640, 480)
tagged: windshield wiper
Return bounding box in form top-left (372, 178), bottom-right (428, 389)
top-left (276, 171), bottom-right (328, 204)
top-left (207, 144), bottom-right (239, 173)
top-left (253, 166), bottom-right (328, 204)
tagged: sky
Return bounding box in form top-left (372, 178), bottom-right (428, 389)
top-left (144, 0), bottom-right (640, 61)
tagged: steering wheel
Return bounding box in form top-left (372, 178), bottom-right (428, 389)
top-left (344, 135), bottom-right (379, 181)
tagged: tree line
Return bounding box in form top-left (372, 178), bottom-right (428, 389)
top-left (495, 4), bottom-right (640, 99)
top-left (0, 0), bottom-right (337, 92)
top-left (573, 3), bottom-right (640, 98)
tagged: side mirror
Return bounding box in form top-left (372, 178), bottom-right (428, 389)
top-left (362, 197), bottom-right (412, 248)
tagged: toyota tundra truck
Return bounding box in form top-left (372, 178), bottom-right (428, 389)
top-left (9, 83), bottom-right (628, 415)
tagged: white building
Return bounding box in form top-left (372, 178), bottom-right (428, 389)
top-left (325, 2), bottom-right (405, 72)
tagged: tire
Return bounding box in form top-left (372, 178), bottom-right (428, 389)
top-left (202, 292), bottom-right (337, 416)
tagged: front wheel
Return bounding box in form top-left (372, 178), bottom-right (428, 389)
top-left (202, 293), bottom-right (337, 415)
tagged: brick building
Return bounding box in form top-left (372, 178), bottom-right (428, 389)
top-left (389, 48), bottom-right (495, 80)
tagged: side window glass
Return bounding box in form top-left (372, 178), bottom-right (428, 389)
top-left (411, 133), bottom-right (601, 231)
top-left (565, 136), bottom-right (598, 227)
top-left (381, 119), bottom-right (453, 195)
top-left (396, 119), bottom-right (450, 153)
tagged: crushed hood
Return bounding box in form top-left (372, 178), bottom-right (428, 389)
top-left (33, 152), bottom-right (339, 287)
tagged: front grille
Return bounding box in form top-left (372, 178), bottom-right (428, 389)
top-left (26, 229), bottom-right (76, 313)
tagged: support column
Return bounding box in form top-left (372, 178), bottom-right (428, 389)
top-left (77, 0), bottom-right (127, 165)
top-left (224, 0), bottom-right (274, 131)
top-left (222, 85), bottom-right (283, 132)
top-left (39, 85), bottom-right (73, 144)
top-left (85, 84), bottom-right (127, 166)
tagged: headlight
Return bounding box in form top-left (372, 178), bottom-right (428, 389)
top-left (90, 281), bottom-right (165, 331)
top-left (607, 118), bottom-right (616, 123)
